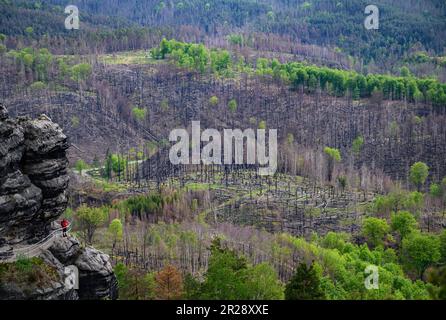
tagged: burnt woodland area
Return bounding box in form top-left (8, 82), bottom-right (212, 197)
top-left (102, 62), bottom-right (446, 185)
top-left (3, 57), bottom-right (446, 188)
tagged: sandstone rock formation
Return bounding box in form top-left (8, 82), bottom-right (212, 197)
top-left (0, 104), bottom-right (68, 247)
top-left (0, 105), bottom-right (118, 300)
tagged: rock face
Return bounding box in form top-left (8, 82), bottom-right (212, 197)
top-left (74, 246), bottom-right (118, 300)
top-left (0, 105), bottom-right (117, 300)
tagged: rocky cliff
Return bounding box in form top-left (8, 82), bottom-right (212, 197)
top-left (0, 104), bottom-right (117, 300)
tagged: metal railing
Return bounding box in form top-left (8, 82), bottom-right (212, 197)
top-left (0, 223), bottom-right (72, 263)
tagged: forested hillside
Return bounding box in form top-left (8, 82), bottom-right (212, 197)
top-left (2, 0), bottom-right (446, 76)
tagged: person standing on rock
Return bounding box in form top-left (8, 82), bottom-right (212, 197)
top-left (61, 218), bottom-right (70, 237)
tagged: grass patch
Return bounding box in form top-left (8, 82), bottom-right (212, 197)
top-left (0, 256), bottom-right (60, 294)
top-left (99, 50), bottom-right (158, 65)
top-left (93, 179), bottom-right (127, 192)
top-left (184, 182), bottom-right (222, 191)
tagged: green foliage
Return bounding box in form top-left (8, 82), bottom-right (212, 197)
top-left (370, 190), bottom-right (425, 216)
top-left (8, 47), bottom-right (53, 81)
top-left (280, 233), bottom-right (430, 299)
top-left (160, 99), bottom-right (169, 111)
top-left (352, 136), bottom-right (364, 155)
top-left (70, 63), bottom-right (92, 82)
top-left (108, 218), bottom-right (123, 246)
top-left (24, 26), bottom-right (33, 35)
top-left (427, 266), bottom-right (446, 300)
top-left (285, 263), bottom-right (325, 300)
top-left (227, 34), bottom-right (243, 46)
top-left (71, 116), bottom-right (80, 128)
top-left (362, 217), bottom-right (390, 248)
top-left (201, 239), bottom-right (283, 299)
top-left (150, 39), bottom-right (446, 107)
top-left (429, 183), bottom-right (443, 198)
top-left (337, 176), bottom-right (347, 190)
top-left (209, 95), bottom-right (218, 106)
top-left (183, 273), bottom-right (202, 299)
top-left (120, 191), bottom-right (179, 219)
top-left (409, 162), bottom-right (429, 191)
top-left (75, 204), bottom-right (109, 244)
top-left (104, 153), bottom-right (127, 178)
top-left (391, 211), bottom-right (418, 240)
top-left (440, 230), bottom-right (446, 263)
top-left (0, 257), bottom-right (59, 291)
top-left (29, 81), bottom-right (46, 91)
top-left (286, 133), bottom-right (294, 145)
top-left (201, 239), bottom-right (249, 299)
top-left (132, 107), bottom-right (146, 122)
top-left (320, 232), bottom-right (350, 252)
top-left (244, 262), bottom-right (284, 299)
top-left (402, 232), bottom-right (441, 278)
top-left (114, 263), bottom-right (156, 300)
top-left (227, 99), bottom-right (237, 113)
top-left (400, 66), bottom-right (411, 77)
top-left (75, 159), bottom-right (88, 175)
top-left (324, 147), bottom-right (341, 162)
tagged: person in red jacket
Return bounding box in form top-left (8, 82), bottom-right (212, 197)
top-left (61, 218), bottom-right (69, 237)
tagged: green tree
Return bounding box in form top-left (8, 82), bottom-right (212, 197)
top-left (361, 217), bottom-right (390, 248)
top-left (201, 239), bottom-right (248, 299)
top-left (440, 230), bottom-right (446, 263)
top-left (25, 27), bottom-right (33, 36)
top-left (183, 273), bottom-right (202, 299)
top-left (400, 66), bottom-right (411, 77)
top-left (245, 263), bottom-right (284, 299)
top-left (427, 266), bottom-right (446, 300)
top-left (132, 107), bottom-right (146, 122)
top-left (409, 162), bottom-right (429, 191)
top-left (160, 99), bottom-right (169, 112)
top-left (108, 219), bottom-right (123, 249)
top-left (75, 159), bottom-right (88, 175)
top-left (228, 99), bottom-right (237, 113)
top-left (402, 232), bottom-right (441, 278)
top-left (29, 81), bottom-right (46, 91)
top-left (105, 154), bottom-right (127, 179)
top-left (114, 263), bottom-right (155, 300)
top-left (285, 263), bottom-right (325, 300)
top-left (71, 116), bottom-right (80, 128)
top-left (70, 63), bottom-right (92, 82)
top-left (287, 133), bottom-right (294, 145)
top-left (352, 136), bottom-right (364, 155)
top-left (324, 147), bottom-right (341, 162)
top-left (430, 183), bottom-right (442, 198)
top-left (209, 95), bottom-right (219, 106)
top-left (390, 211), bottom-right (418, 240)
top-left (324, 147), bottom-right (341, 182)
